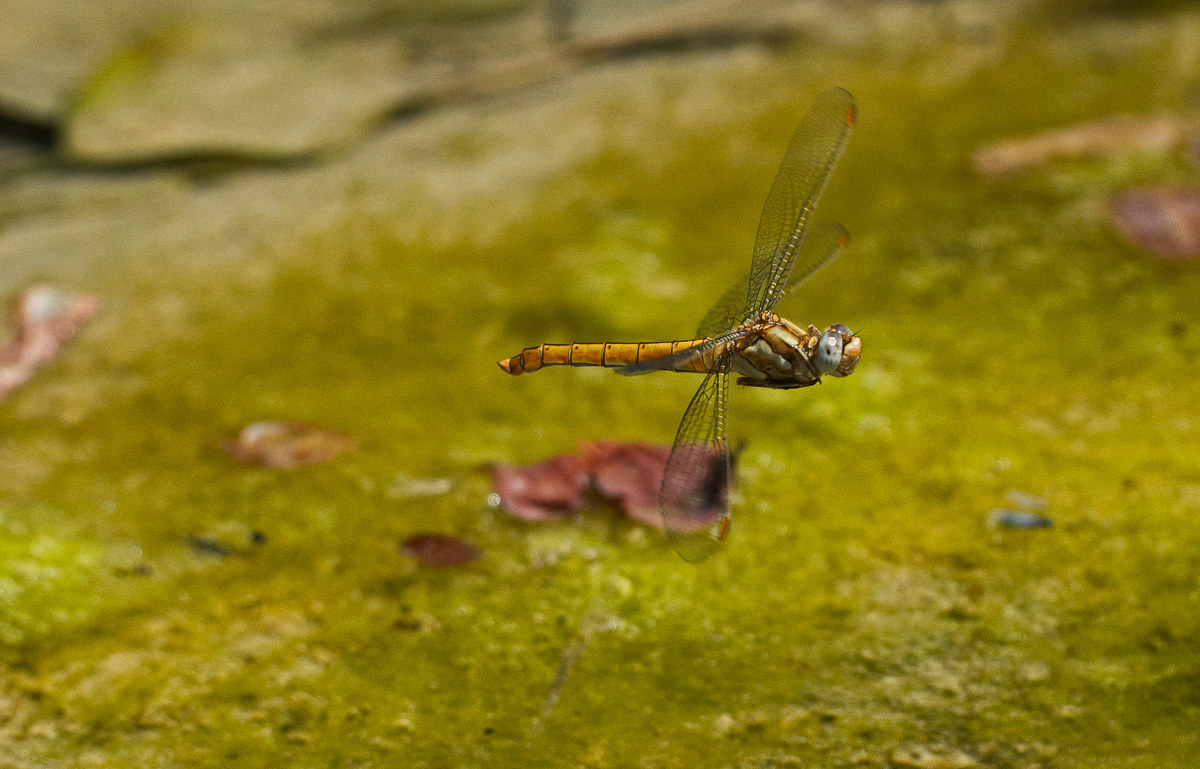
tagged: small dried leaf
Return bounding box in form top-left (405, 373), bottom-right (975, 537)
top-left (0, 285), bottom-right (98, 403)
top-left (1109, 186), bottom-right (1200, 259)
top-left (222, 420), bottom-right (356, 468)
top-left (973, 114), bottom-right (1193, 178)
top-left (401, 534), bottom-right (481, 567)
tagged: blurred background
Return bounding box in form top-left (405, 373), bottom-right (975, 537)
top-left (1, 0), bottom-right (1198, 766)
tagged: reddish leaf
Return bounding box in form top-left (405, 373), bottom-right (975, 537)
top-left (581, 441), bottom-right (671, 528)
top-left (401, 534), bottom-right (481, 567)
top-left (0, 286), bottom-right (97, 403)
top-left (491, 453), bottom-right (590, 521)
top-left (492, 441), bottom-right (738, 532)
top-left (1109, 186), bottom-right (1200, 259)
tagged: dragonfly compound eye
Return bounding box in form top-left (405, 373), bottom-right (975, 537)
top-left (814, 329), bottom-right (844, 375)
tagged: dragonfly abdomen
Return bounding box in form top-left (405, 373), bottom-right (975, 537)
top-left (497, 339), bottom-right (711, 376)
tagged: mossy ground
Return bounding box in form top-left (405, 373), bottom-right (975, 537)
top-left (1, 8), bottom-right (1199, 768)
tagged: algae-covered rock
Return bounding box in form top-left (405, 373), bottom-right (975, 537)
top-left (1, 2), bottom-right (1199, 767)
top-left (0, 0), bottom-right (539, 144)
top-left (0, 0), bottom-right (163, 124)
top-left (63, 24), bottom-right (412, 163)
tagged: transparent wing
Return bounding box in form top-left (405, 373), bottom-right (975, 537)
top-left (779, 222), bottom-right (850, 300)
top-left (695, 221), bottom-right (850, 337)
top-left (744, 87), bottom-right (855, 319)
top-left (615, 330), bottom-right (743, 376)
top-left (695, 277), bottom-right (753, 338)
top-left (660, 356), bottom-right (732, 562)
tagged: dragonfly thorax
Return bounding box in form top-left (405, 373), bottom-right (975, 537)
top-left (733, 314), bottom-right (861, 389)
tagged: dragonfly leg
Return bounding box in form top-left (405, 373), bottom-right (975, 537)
top-left (736, 376), bottom-right (821, 389)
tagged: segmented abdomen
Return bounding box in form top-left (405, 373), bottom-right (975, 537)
top-left (497, 339), bottom-right (711, 375)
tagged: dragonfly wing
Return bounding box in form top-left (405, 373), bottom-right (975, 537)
top-left (615, 330), bottom-right (742, 376)
top-left (744, 87), bottom-right (855, 318)
top-left (696, 221), bottom-right (849, 337)
top-left (660, 356), bottom-right (732, 562)
top-left (778, 222), bottom-right (850, 300)
top-left (695, 278), bottom-right (751, 338)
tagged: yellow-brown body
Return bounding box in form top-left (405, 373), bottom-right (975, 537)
top-left (497, 338), bottom-right (715, 375)
top-left (497, 312), bottom-right (860, 389)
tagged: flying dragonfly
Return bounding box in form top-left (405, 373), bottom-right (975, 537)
top-left (498, 87), bottom-right (860, 561)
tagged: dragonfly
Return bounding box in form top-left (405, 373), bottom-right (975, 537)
top-left (498, 87), bottom-right (860, 561)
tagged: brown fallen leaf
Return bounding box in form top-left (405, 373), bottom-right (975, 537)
top-left (0, 285), bottom-right (98, 403)
top-left (493, 440), bottom-right (735, 532)
top-left (581, 441), bottom-right (671, 528)
top-left (1109, 186), bottom-right (1200, 259)
top-left (972, 114), bottom-right (1196, 178)
top-left (491, 453), bottom-right (590, 521)
top-left (400, 534), bottom-right (481, 567)
top-left (221, 420), bottom-right (356, 468)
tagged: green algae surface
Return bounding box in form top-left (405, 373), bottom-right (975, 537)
top-left (2, 10), bottom-right (1200, 769)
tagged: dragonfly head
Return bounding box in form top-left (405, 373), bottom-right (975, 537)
top-left (814, 323), bottom-right (861, 378)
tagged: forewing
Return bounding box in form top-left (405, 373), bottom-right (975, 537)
top-left (660, 358), bottom-right (732, 562)
top-left (779, 222), bottom-right (850, 300)
top-left (695, 276), bottom-right (751, 338)
top-left (696, 221), bottom-right (849, 337)
top-left (744, 87), bottom-right (855, 318)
